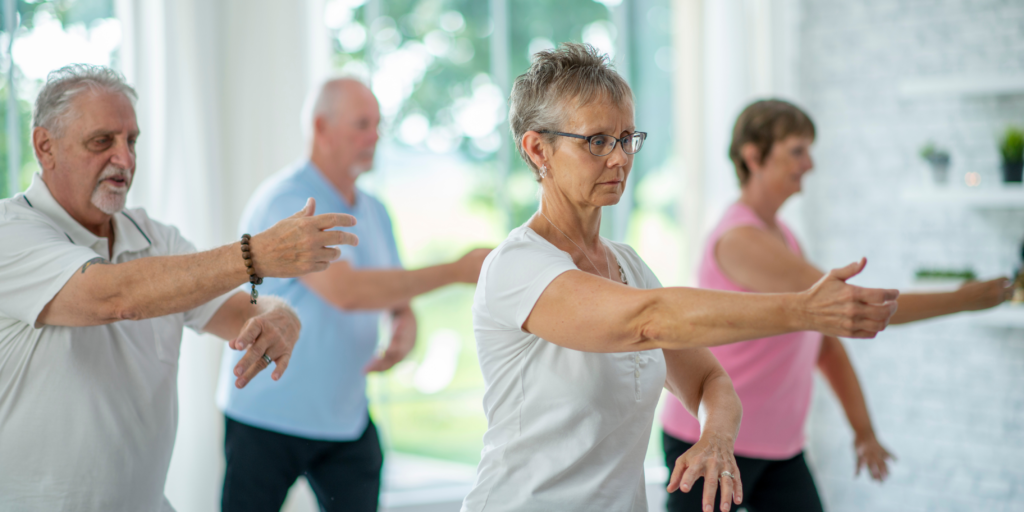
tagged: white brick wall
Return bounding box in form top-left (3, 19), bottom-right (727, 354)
top-left (797, 1), bottom-right (1024, 510)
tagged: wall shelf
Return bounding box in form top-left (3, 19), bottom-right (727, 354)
top-left (900, 302), bottom-right (1024, 329)
top-left (898, 74), bottom-right (1024, 98)
top-left (902, 184), bottom-right (1024, 209)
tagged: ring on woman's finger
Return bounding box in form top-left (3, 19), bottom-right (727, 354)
top-left (720, 471), bottom-right (735, 480)
top-left (261, 354), bottom-right (272, 365)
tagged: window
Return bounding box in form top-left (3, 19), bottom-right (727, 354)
top-left (323, 0), bottom-right (678, 473)
top-left (0, 0), bottom-right (122, 198)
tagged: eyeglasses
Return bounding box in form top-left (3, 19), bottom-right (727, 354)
top-left (538, 130), bottom-right (647, 157)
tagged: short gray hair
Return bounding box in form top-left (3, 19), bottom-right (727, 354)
top-left (32, 64), bottom-right (137, 138)
top-left (508, 43), bottom-right (634, 179)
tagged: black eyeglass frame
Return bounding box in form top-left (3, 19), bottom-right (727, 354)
top-left (538, 130), bottom-right (648, 157)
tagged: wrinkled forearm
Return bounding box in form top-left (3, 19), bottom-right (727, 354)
top-left (204, 293), bottom-right (294, 341)
top-left (697, 372), bottom-right (742, 442)
top-left (525, 272), bottom-right (804, 354)
top-left (639, 288), bottom-right (801, 350)
top-left (38, 242), bottom-right (249, 327)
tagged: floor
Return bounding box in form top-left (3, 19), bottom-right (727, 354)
top-left (280, 452), bottom-right (671, 512)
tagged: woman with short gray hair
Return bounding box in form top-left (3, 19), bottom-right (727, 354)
top-left (461, 43), bottom-right (900, 512)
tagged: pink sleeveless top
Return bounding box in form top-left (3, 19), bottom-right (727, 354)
top-left (661, 202), bottom-right (823, 460)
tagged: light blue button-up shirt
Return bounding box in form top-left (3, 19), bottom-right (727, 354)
top-left (216, 161), bottom-right (401, 440)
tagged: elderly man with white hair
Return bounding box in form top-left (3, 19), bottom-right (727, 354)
top-left (0, 64), bottom-right (359, 511)
top-left (215, 77), bottom-right (489, 512)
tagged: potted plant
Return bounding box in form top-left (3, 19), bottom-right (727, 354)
top-left (919, 141), bottom-right (950, 184)
top-left (1000, 126), bottom-right (1024, 182)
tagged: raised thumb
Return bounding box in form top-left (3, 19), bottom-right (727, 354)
top-left (831, 257), bottom-right (867, 282)
top-left (292, 197), bottom-right (316, 218)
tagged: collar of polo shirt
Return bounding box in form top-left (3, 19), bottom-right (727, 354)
top-left (23, 173), bottom-right (152, 260)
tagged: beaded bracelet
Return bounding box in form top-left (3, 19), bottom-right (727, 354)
top-left (241, 234), bottom-right (263, 304)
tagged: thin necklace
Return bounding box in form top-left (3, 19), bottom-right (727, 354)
top-left (540, 211), bottom-right (612, 280)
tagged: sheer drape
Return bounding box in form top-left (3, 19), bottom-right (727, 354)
top-left (117, 1), bottom-right (328, 509)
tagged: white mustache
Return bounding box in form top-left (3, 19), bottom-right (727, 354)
top-left (95, 166), bottom-right (132, 190)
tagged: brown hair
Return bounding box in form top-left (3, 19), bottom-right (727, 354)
top-left (728, 99), bottom-right (815, 185)
top-left (508, 42), bottom-right (633, 179)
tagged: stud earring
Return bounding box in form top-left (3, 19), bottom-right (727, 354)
top-left (539, 165), bottom-right (548, 178)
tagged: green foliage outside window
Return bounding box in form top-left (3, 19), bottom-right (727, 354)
top-left (0, 0), bottom-right (117, 198)
top-left (328, 0), bottom-right (677, 466)
top-left (0, 0), bottom-right (113, 30)
top-left (0, 86), bottom-right (35, 198)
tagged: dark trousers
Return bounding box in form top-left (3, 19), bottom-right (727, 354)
top-left (663, 431), bottom-right (824, 512)
top-left (222, 416), bottom-right (383, 512)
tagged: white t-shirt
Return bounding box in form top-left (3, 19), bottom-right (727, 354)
top-left (462, 226), bottom-right (668, 512)
top-left (0, 174), bottom-right (232, 512)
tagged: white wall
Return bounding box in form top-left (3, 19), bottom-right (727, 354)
top-left (700, 0), bottom-right (749, 236)
top-left (218, 0), bottom-right (330, 240)
top-left (796, 1), bottom-right (1024, 510)
top-left (671, 1), bottom-right (1024, 509)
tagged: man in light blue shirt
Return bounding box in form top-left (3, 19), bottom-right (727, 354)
top-left (216, 78), bottom-right (489, 512)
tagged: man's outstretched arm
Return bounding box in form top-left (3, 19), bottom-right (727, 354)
top-left (37, 198), bottom-right (357, 328)
top-left (300, 248), bottom-right (490, 311)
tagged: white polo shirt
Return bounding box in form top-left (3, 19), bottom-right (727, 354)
top-left (463, 226), bottom-right (668, 512)
top-left (0, 174), bottom-right (232, 512)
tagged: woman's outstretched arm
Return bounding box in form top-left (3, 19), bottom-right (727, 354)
top-left (715, 225), bottom-right (1011, 324)
top-left (522, 258), bottom-right (899, 354)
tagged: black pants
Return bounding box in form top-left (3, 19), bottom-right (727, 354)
top-left (222, 416), bottom-right (383, 512)
top-left (663, 432), bottom-right (824, 512)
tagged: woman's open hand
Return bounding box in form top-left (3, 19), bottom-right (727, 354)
top-left (957, 277), bottom-right (1014, 311)
top-left (855, 432), bottom-right (895, 482)
top-left (668, 431), bottom-right (743, 512)
top-left (798, 258), bottom-right (899, 338)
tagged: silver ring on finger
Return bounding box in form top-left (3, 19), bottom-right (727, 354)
top-left (261, 354), bottom-right (272, 365)
top-left (720, 471), bottom-right (735, 480)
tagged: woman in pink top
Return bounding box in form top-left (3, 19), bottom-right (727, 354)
top-left (661, 100), bottom-right (1014, 512)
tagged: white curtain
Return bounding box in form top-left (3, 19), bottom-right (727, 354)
top-left (117, 0), bottom-right (328, 510)
top-left (670, 0), bottom-right (804, 282)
